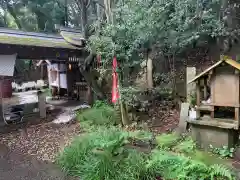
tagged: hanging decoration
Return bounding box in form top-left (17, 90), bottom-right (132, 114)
top-left (112, 56), bottom-right (120, 103)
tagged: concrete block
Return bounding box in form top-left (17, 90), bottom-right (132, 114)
top-left (190, 123), bottom-right (239, 149)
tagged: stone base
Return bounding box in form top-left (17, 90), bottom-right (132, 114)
top-left (188, 120), bottom-right (239, 149)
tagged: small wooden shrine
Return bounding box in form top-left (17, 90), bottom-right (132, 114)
top-left (187, 56), bottom-right (240, 148)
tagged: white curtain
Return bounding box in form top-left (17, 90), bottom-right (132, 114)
top-left (0, 54), bottom-right (17, 76)
top-left (47, 63), bottom-right (67, 89)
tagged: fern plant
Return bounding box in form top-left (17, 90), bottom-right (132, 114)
top-left (155, 133), bottom-right (180, 150)
top-left (146, 149), bottom-right (236, 180)
top-left (77, 102), bottom-right (120, 131)
top-left (57, 127), bottom-right (147, 180)
top-left (174, 137), bottom-right (196, 154)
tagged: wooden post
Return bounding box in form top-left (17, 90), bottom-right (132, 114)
top-left (210, 70), bottom-right (214, 118)
top-left (235, 108), bottom-right (239, 122)
top-left (196, 80), bottom-right (201, 119)
top-left (57, 63), bottom-right (60, 97)
top-left (196, 80), bottom-right (201, 106)
top-left (40, 63), bottom-right (44, 80)
top-left (38, 91), bottom-right (46, 119)
top-left (235, 69), bottom-right (240, 124)
top-left (203, 78), bottom-right (207, 100)
top-left (87, 85), bottom-right (93, 105)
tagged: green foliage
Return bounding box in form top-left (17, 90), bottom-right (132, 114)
top-left (57, 127), bottom-right (147, 180)
top-left (155, 133), bottom-right (180, 150)
top-left (92, 100), bottom-right (109, 108)
top-left (210, 145), bottom-right (235, 158)
top-left (146, 150), bottom-right (235, 180)
top-left (77, 101), bottom-right (120, 129)
top-left (1, 0), bottom-right (67, 31)
top-left (189, 92), bottom-right (197, 106)
top-left (58, 127), bottom-right (236, 180)
top-left (174, 137), bottom-right (196, 154)
top-left (128, 130), bottom-right (153, 141)
top-left (42, 88), bottom-right (52, 97)
top-left (89, 0), bottom-right (235, 67)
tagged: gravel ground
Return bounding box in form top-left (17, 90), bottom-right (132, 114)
top-left (0, 122), bottom-right (81, 162)
top-left (0, 121), bottom-right (81, 180)
top-left (0, 144), bottom-right (68, 180)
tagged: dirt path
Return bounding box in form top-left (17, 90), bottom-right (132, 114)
top-left (0, 143), bottom-right (69, 180)
top-left (0, 121), bottom-right (81, 180)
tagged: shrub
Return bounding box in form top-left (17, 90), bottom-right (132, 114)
top-left (155, 133), bottom-right (180, 150)
top-left (173, 137), bottom-right (196, 154)
top-left (57, 127), bottom-right (147, 180)
top-left (146, 150), bottom-right (235, 180)
top-left (77, 101), bottom-right (120, 130)
top-left (58, 128), bottom-right (236, 180)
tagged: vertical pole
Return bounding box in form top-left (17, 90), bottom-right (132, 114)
top-left (40, 63), bottom-right (44, 80)
top-left (235, 69), bottom-right (240, 125)
top-left (38, 91), bottom-right (46, 119)
top-left (203, 78), bottom-right (207, 100)
top-left (210, 71), bottom-right (214, 119)
top-left (57, 63), bottom-right (60, 97)
top-left (196, 80), bottom-right (201, 119)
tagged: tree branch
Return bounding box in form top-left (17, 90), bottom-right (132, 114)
top-left (86, 0), bottom-right (91, 9)
top-left (75, 0), bottom-right (82, 11)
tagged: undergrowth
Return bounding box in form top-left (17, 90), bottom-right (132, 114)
top-left (57, 126), bottom-right (236, 180)
top-left (210, 145), bottom-right (235, 158)
top-left (58, 101), bottom-right (236, 180)
top-left (57, 127), bottom-right (148, 180)
top-left (146, 150), bottom-right (235, 180)
top-left (77, 100), bottom-right (120, 131)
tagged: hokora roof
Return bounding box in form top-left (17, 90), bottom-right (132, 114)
top-left (188, 57), bottom-right (240, 84)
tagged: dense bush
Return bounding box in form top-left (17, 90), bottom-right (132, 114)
top-left (146, 150), bottom-right (235, 180)
top-left (57, 127), bottom-right (147, 180)
top-left (57, 127), bottom-right (236, 180)
top-left (77, 101), bottom-right (120, 130)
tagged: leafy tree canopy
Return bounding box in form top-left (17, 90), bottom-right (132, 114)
top-left (89, 0), bottom-right (239, 67)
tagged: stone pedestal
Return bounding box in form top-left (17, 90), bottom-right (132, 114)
top-left (38, 91), bottom-right (46, 118)
top-left (188, 119), bottom-right (239, 149)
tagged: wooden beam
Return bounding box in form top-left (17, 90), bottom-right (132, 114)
top-left (0, 44), bottom-right (83, 60)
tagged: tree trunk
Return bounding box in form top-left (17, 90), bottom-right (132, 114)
top-left (147, 56), bottom-right (153, 89)
top-left (78, 51), bottom-right (106, 100)
top-left (80, 68), bottom-right (106, 100)
top-left (104, 0), bottom-right (113, 24)
top-left (80, 0), bottom-right (89, 38)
